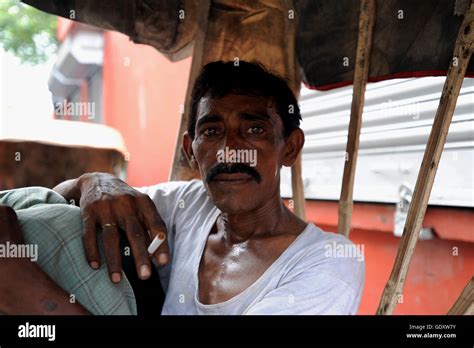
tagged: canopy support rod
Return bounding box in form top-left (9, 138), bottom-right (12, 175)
top-left (291, 153), bottom-right (306, 219)
top-left (169, 0), bottom-right (211, 181)
top-left (448, 277), bottom-right (474, 315)
top-left (377, 1), bottom-right (474, 315)
top-left (286, 0), bottom-right (307, 221)
top-left (338, 0), bottom-right (376, 237)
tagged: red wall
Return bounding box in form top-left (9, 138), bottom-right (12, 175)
top-left (352, 229), bottom-right (473, 314)
top-left (99, 30), bottom-right (473, 315)
top-left (286, 200), bottom-right (474, 315)
top-left (102, 31), bottom-right (191, 186)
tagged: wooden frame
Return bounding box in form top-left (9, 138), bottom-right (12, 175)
top-left (169, 0), bottom-right (211, 181)
top-left (377, 0), bottom-right (474, 315)
top-left (338, 0), bottom-right (376, 237)
top-left (448, 277), bottom-right (474, 315)
top-left (291, 154), bottom-right (306, 219)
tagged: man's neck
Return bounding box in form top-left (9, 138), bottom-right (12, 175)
top-left (217, 190), bottom-right (303, 245)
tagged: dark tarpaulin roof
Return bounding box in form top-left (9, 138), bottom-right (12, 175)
top-left (23, 0), bottom-right (474, 91)
top-left (296, 0), bottom-right (474, 90)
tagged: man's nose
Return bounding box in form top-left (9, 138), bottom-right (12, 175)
top-left (220, 128), bottom-right (244, 151)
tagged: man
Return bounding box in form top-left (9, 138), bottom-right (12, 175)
top-left (0, 61), bottom-right (365, 315)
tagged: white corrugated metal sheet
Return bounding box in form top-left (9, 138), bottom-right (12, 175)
top-left (281, 77), bottom-right (474, 207)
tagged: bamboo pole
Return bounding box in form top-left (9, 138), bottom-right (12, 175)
top-left (291, 153), bottom-right (306, 219)
top-left (338, 0), bottom-right (376, 237)
top-left (283, 0), bottom-right (307, 221)
top-left (377, 1), bottom-right (474, 315)
top-left (448, 277), bottom-right (474, 315)
top-left (169, 0), bottom-right (211, 181)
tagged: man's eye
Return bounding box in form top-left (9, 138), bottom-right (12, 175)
top-left (203, 128), bottom-right (220, 136)
top-left (247, 126), bottom-right (264, 134)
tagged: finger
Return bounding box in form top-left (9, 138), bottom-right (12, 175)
top-left (138, 196), bottom-right (170, 265)
top-left (151, 238), bottom-right (169, 266)
top-left (81, 214), bottom-right (101, 270)
top-left (100, 221), bottom-right (122, 283)
top-left (123, 216), bottom-right (152, 280)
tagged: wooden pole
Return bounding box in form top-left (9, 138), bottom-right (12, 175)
top-left (169, 0), bottom-right (211, 181)
top-left (448, 277), bottom-right (474, 315)
top-left (291, 153), bottom-right (306, 219)
top-left (338, 0), bottom-right (376, 237)
top-left (283, 0), bottom-right (307, 221)
top-left (377, 1), bottom-right (474, 315)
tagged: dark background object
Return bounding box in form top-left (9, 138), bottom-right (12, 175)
top-left (296, 0), bottom-right (474, 89)
top-left (0, 141), bottom-right (126, 190)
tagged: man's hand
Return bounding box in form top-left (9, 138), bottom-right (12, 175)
top-left (70, 173), bottom-right (169, 283)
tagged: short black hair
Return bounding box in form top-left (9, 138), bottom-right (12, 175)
top-left (188, 60), bottom-right (301, 139)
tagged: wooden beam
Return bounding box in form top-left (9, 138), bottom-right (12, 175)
top-left (377, 1), bottom-right (474, 315)
top-left (169, 0), bottom-right (211, 181)
top-left (283, 0), bottom-right (306, 221)
top-left (338, 0), bottom-right (376, 237)
top-left (291, 153), bottom-right (306, 219)
top-left (448, 277), bottom-right (474, 315)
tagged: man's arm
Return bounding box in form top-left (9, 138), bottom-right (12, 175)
top-left (0, 205), bottom-right (90, 315)
top-left (52, 172), bottom-right (170, 283)
top-left (52, 175), bottom-right (86, 205)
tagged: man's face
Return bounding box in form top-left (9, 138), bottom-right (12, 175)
top-left (191, 93), bottom-right (287, 214)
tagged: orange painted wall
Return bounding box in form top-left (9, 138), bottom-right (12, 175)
top-left (351, 229), bottom-right (474, 314)
top-left (102, 31), bottom-right (191, 186)
top-left (300, 200), bottom-right (474, 314)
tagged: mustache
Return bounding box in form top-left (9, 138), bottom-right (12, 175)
top-left (205, 163), bottom-right (262, 184)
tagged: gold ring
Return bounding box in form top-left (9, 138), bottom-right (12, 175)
top-left (102, 223), bottom-right (116, 229)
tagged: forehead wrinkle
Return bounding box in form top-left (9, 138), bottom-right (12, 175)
top-left (197, 94), bottom-right (283, 130)
top-left (239, 112), bottom-right (272, 123)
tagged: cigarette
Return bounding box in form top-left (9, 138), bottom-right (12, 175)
top-left (147, 232), bottom-right (166, 255)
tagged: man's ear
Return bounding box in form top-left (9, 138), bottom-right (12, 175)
top-left (182, 131), bottom-right (198, 170)
top-left (281, 128), bottom-right (305, 167)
